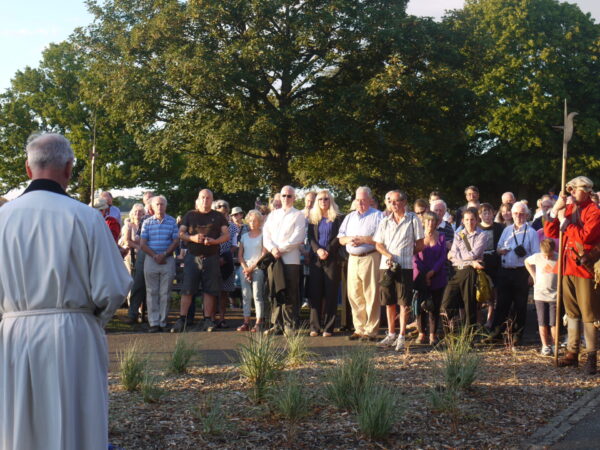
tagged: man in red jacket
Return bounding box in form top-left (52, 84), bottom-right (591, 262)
top-left (545, 176), bottom-right (600, 374)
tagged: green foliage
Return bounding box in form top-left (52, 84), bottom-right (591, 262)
top-left (237, 334), bottom-right (286, 401)
top-left (118, 341), bottom-right (147, 392)
top-left (357, 384), bottom-right (399, 440)
top-left (438, 326), bottom-right (481, 390)
top-left (428, 386), bottom-right (460, 415)
top-left (325, 346), bottom-right (375, 411)
top-left (168, 337), bottom-right (196, 375)
top-left (141, 373), bottom-right (164, 404)
top-left (285, 327), bottom-right (315, 367)
top-left (192, 393), bottom-right (225, 435)
top-left (267, 373), bottom-right (311, 423)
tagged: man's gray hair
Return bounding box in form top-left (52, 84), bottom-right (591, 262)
top-left (26, 133), bottom-right (75, 170)
top-left (356, 186), bottom-right (372, 198)
top-left (152, 194), bottom-right (167, 206)
top-left (430, 199), bottom-right (447, 211)
top-left (511, 201), bottom-right (529, 215)
top-left (567, 176), bottom-right (594, 193)
top-left (280, 185), bottom-right (295, 195)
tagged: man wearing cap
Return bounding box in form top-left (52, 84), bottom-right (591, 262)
top-left (93, 197), bottom-right (121, 243)
top-left (0, 133), bottom-right (131, 449)
top-left (545, 176), bottom-right (600, 374)
top-left (338, 186), bottom-right (383, 340)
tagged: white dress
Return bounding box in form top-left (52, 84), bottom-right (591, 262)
top-left (0, 187), bottom-right (132, 450)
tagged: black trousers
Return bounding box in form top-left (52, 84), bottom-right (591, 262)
top-left (417, 287), bottom-right (444, 335)
top-left (492, 267), bottom-right (529, 337)
top-left (270, 264), bottom-right (300, 331)
top-left (127, 251), bottom-right (147, 320)
top-left (308, 261), bottom-right (341, 334)
top-left (441, 267), bottom-right (478, 327)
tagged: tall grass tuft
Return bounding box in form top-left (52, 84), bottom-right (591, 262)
top-left (267, 373), bottom-right (311, 423)
top-left (285, 327), bottom-right (315, 367)
top-left (237, 334), bottom-right (286, 401)
top-left (141, 373), bottom-right (164, 403)
top-left (357, 383), bottom-right (398, 440)
top-left (168, 337), bottom-right (196, 375)
top-left (193, 393), bottom-right (225, 435)
top-left (325, 345), bottom-right (375, 411)
top-left (118, 340), bottom-right (147, 392)
top-left (439, 325), bottom-right (480, 390)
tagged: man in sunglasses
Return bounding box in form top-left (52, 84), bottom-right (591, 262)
top-left (263, 185), bottom-right (306, 334)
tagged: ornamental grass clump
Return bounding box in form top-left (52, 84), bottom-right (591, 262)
top-left (193, 393), bottom-right (225, 435)
top-left (168, 337), bottom-right (196, 375)
top-left (118, 340), bottom-right (147, 392)
top-left (237, 334), bottom-right (286, 401)
top-left (267, 373), bottom-right (311, 423)
top-left (141, 373), bottom-right (164, 404)
top-left (285, 327), bottom-right (315, 367)
top-left (357, 384), bottom-right (399, 440)
top-left (325, 345), bottom-right (375, 412)
top-left (438, 326), bottom-right (481, 390)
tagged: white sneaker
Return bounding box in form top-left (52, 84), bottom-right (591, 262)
top-left (541, 345), bottom-right (553, 356)
top-left (377, 332), bottom-right (397, 347)
top-left (394, 335), bottom-right (406, 352)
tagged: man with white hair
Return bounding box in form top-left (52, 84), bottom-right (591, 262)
top-left (431, 199), bottom-right (454, 249)
top-left (545, 176), bottom-right (600, 374)
top-left (338, 186), bottom-right (383, 340)
top-left (0, 133), bottom-right (131, 450)
top-left (140, 195), bottom-right (180, 332)
top-left (489, 201), bottom-right (540, 343)
top-left (262, 185), bottom-right (306, 334)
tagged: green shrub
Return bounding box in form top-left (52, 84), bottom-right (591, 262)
top-left (237, 334), bottom-right (286, 401)
top-left (285, 327), bottom-right (315, 367)
top-left (439, 326), bottom-right (480, 390)
top-left (168, 337), bottom-right (196, 374)
top-left (325, 346), bottom-right (375, 411)
top-left (357, 384), bottom-right (398, 440)
top-left (428, 386), bottom-right (459, 414)
top-left (193, 393), bottom-right (225, 435)
top-left (141, 373), bottom-right (164, 403)
top-left (267, 373), bottom-right (310, 423)
top-left (118, 340), bottom-right (147, 392)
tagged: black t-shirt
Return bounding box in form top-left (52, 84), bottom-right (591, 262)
top-left (182, 210), bottom-right (228, 256)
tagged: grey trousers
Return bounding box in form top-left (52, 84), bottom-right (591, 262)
top-left (144, 256), bottom-right (175, 327)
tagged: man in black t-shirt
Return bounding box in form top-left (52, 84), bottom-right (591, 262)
top-left (172, 189), bottom-right (229, 332)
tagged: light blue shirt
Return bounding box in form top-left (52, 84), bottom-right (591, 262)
top-left (497, 223), bottom-right (540, 268)
top-left (337, 207), bottom-right (383, 255)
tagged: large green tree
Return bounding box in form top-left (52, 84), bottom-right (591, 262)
top-left (445, 0), bottom-right (600, 201)
top-left (83, 0), bottom-right (411, 194)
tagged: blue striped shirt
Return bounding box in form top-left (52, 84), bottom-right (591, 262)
top-left (140, 214), bottom-right (179, 254)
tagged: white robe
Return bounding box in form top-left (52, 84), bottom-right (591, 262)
top-left (0, 188), bottom-right (132, 450)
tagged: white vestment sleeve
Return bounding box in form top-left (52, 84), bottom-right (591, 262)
top-left (89, 214), bottom-right (132, 327)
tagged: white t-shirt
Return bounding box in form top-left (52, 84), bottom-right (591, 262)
top-left (240, 232), bottom-right (263, 268)
top-left (525, 252), bottom-right (557, 302)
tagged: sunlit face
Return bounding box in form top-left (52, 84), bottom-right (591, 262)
top-left (432, 203), bottom-right (446, 221)
top-left (414, 205), bottom-right (426, 221)
top-left (541, 200), bottom-right (553, 212)
top-left (197, 190), bottom-right (213, 212)
top-left (304, 193), bottom-right (316, 210)
top-left (247, 214), bottom-right (261, 231)
top-left (571, 187), bottom-right (590, 204)
top-left (355, 189), bottom-right (371, 214)
top-left (480, 208), bottom-right (494, 224)
top-left (133, 208), bottom-right (144, 223)
top-left (512, 207), bottom-right (528, 226)
top-left (390, 193), bottom-right (406, 214)
top-left (501, 206), bottom-right (512, 222)
top-left (152, 197), bottom-right (167, 216)
top-left (463, 212), bottom-right (478, 233)
top-left (280, 187), bottom-right (295, 208)
top-left (232, 212), bottom-right (243, 223)
top-left (384, 191), bottom-right (394, 211)
top-left (422, 217), bottom-right (437, 234)
top-left (465, 189), bottom-right (479, 203)
top-left (271, 194), bottom-right (282, 210)
top-left (317, 193), bottom-right (331, 212)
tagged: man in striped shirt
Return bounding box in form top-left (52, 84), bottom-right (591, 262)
top-left (140, 195), bottom-right (180, 332)
top-left (374, 190), bottom-right (424, 351)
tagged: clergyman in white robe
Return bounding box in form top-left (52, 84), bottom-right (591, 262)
top-left (0, 180), bottom-right (132, 450)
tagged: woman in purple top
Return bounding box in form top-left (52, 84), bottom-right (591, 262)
top-left (413, 211), bottom-right (448, 344)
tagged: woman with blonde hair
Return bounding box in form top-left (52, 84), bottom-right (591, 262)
top-left (237, 209), bottom-right (267, 331)
top-left (307, 190), bottom-right (344, 336)
top-left (120, 203), bottom-right (145, 274)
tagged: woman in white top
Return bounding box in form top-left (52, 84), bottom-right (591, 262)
top-left (237, 209), bottom-right (267, 332)
top-left (120, 203), bottom-right (145, 274)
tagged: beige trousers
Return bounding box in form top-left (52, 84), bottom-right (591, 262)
top-left (347, 252), bottom-right (381, 337)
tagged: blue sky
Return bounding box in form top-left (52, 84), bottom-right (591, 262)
top-left (0, 0), bottom-right (598, 93)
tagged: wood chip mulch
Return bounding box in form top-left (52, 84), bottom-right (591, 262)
top-left (108, 345), bottom-right (600, 449)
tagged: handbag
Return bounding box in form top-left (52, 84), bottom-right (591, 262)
top-left (475, 269), bottom-right (493, 304)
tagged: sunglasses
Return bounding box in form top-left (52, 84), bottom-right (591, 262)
top-left (216, 204), bottom-right (226, 208)
top-left (281, 194), bottom-right (293, 198)
top-left (318, 197), bottom-right (330, 201)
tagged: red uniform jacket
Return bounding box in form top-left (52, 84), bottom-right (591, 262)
top-left (544, 198), bottom-right (600, 279)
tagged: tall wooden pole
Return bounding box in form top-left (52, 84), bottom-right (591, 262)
top-left (554, 100), bottom-right (578, 365)
top-left (90, 110), bottom-right (97, 205)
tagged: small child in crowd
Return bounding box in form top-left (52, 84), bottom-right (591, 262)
top-left (525, 238), bottom-right (558, 356)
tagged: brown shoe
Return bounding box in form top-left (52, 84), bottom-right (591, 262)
top-left (558, 351), bottom-right (579, 368)
top-left (347, 333), bottom-right (362, 341)
top-left (584, 352), bottom-right (597, 375)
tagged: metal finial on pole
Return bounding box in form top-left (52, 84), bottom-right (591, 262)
top-left (553, 99), bottom-right (578, 366)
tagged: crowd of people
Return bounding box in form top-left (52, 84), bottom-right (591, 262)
top-left (71, 179), bottom-right (600, 377)
top-left (2, 133), bottom-right (600, 450)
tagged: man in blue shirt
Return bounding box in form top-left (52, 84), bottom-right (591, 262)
top-left (140, 195), bottom-right (180, 332)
